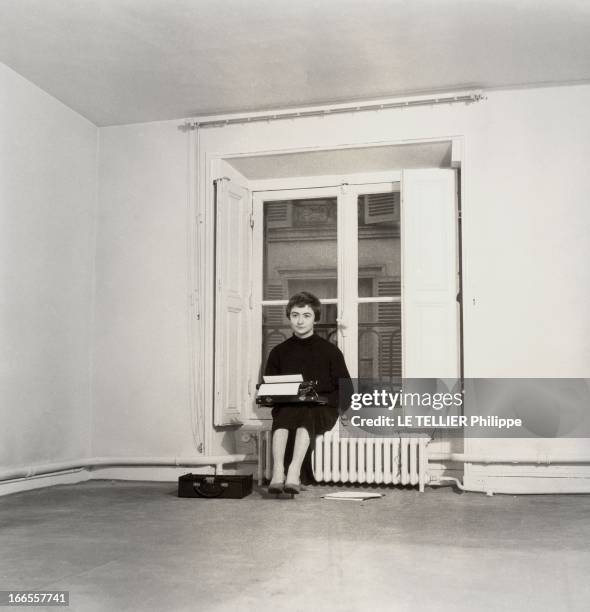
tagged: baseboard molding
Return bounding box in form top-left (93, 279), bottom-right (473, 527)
top-left (88, 465), bottom-right (214, 482)
top-left (87, 464), bottom-right (257, 482)
top-left (2, 463), bottom-right (589, 496)
top-left (464, 474), bottom-right (590, 495)
top-left (0, 462), bottom-right (258, 496)
top-left (0, 469), bottom-right (91, 497)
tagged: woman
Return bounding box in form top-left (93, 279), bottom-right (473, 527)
top-left (264, 291), bottom-right (351, 494)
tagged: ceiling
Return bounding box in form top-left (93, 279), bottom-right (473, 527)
top-left (1, 0), bottom-right (589, 127)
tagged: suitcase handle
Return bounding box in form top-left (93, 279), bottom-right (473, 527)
top-left (192, 481), bottom-right (224, 498)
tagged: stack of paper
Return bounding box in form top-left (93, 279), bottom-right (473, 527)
top-left (257, 374), bottom-right (303, 397)
top-left (263, 375), bottom-right (303, 383)
top-left (322, 491), bottom-right (383, 501)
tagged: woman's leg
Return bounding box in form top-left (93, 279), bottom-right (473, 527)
top-left (271, 428), bottom-right (288, 484)
top-left (286, 427), bottom-right (310, 484)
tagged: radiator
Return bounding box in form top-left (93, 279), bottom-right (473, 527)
top-left (257, 431), bottom-right (430, 492)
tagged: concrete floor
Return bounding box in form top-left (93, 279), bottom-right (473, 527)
top-left (1, 481), bottom-right (589, 612)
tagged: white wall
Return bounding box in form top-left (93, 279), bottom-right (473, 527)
top-left (95, 84), bottom-right (590, 474)
top-left (0, 63), bottom-right (97, 470)
top-left (94, 122), bottom-right (198, 458)
top-left (207, 87), bottom-right (590, 379)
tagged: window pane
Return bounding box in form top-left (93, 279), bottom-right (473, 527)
top-left (261, 305), bottom-right (338, 368)
top-left (358, 302), bottom-right (402, 381)
top-left (358, 189), bottom-right (401, 297)
top-left (263, 197), bottom-right (337, 301)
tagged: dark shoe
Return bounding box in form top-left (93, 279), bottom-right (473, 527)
top-left (284, 482), bottom-right (300, 495)
top-left (268, 481), bottom-right (284, 494)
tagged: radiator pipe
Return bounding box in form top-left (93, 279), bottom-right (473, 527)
top-left (429, 476), bottom-right (590, 496)
top-left (427, 453), bottom-right (590, 495)
top-left (0, 455), bottom-right (248, 483)
top-left (429, 476), bottom-right (466, 491)
top-left (428, 452), bottom-right (590, 465)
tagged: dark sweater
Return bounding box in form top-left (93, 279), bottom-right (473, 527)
top-left (264, 333), bottom-right (351, 411)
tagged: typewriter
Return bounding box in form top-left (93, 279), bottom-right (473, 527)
top-left (255, 375), bottom-right (326, 406)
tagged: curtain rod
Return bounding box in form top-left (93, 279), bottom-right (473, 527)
top-left (185, 90), bottom-right (485, 130)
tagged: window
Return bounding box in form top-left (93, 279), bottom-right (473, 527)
top-left (213, 167), bottom-right (459, 425)
top-left (251, 183), bottom-right (402, 422)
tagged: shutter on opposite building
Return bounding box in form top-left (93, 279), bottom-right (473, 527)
top-left (377, 278), bottom-right (402, 379)
top-left (264, 284), bottom-right (287, 354)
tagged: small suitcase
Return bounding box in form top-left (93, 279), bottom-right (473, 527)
top-left (178, 473), bottom-right (253, 499)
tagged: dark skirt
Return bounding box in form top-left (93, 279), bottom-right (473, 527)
top-left (271, 404), bottom-right (338, 485)
top-left (271, 403), bottom-right (337, 435)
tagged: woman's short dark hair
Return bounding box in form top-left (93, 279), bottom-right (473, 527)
top-left (286, 291), bottom-right (321, 322)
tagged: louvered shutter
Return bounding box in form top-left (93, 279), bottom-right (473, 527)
top-left (263, 284), bottom-right (286, 354)
top-left (266, 201), bottom-right (292, 228)
top-left (213, 176), bottom-right (252, 426)
top-left (377, 278), bottom-right (402, 379)
top-left (363, 192), bottom-right (400, 224)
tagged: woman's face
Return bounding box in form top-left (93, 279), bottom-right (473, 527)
top-left (289, 305), bottom-right (315, 338)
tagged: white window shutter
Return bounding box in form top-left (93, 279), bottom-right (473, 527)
top-left (214, 176), bottom-right (251, 426)
top-left (401, 169), bottom-right (459, 379)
